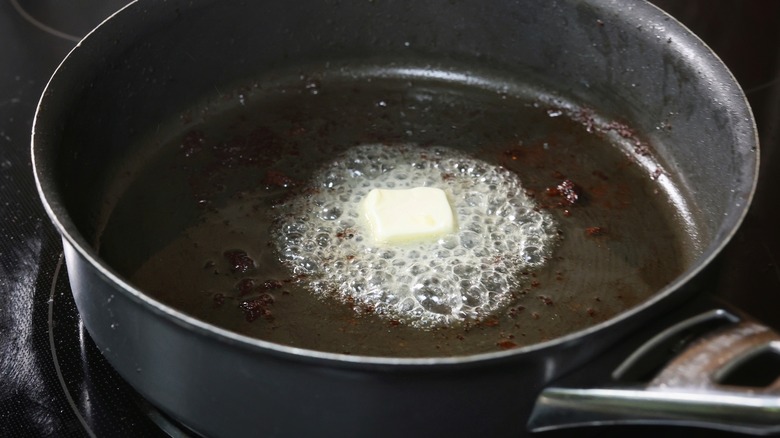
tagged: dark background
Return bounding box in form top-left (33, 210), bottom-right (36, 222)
top-left (652, 0), bottom-right (780, 330)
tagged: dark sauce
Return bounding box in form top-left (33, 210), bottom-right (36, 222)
top-left (97, 64), bottom-right (697, 357)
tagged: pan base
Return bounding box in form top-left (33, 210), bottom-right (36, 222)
top-left (99, 63), bottom-right (695, 357)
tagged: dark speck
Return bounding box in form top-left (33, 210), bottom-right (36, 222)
top-left (585, 226), bottom-right (605, 236)
top-left (224, 249), bottom-right (256, 273)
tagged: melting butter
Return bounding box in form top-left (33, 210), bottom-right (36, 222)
top-left (361, 187), bottom-right (457, 245)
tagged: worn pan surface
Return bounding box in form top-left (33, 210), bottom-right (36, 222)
top-left (32, 0), bottom-right (758, 436)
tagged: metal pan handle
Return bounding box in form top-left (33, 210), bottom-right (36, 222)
top-left (528, 309), bottom-right (780, 435)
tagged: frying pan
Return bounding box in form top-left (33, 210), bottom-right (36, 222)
top-left (31, 0), bottom-right (776, 436)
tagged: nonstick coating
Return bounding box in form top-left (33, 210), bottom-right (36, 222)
top-left (32, 0), bottom-right (757, 436)
top-left (96, 64), bottom-right (695, 358)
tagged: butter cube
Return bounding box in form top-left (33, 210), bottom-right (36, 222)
top-left (361, 187), bottom-right (457, 245)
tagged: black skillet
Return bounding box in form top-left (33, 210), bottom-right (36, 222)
top-left (32, 1), bottom-right (776, 436)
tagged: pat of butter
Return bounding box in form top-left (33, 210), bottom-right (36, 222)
top-left (361, 187), bottom-right (457, 245)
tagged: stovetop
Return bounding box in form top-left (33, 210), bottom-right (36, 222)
top-left (0, 1), bottom-right (778, 437)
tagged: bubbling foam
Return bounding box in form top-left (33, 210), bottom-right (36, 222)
top-left (272, 144), bottom-right (557, 328)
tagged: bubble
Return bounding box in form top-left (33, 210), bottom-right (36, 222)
top-left (521, 246), bottom-right (544, 265)
top-left (285, 233), bottom-right (303, 244)
top-left (464, 192), bottom-right (485, 208)
top-left (453, 264), bottom-right (476, 278)
top-left (283, 222), bottom-right (308, 234)
top-left (297, 258), bottom-right (319, 273)
top-left (392, 259), bottom-right (406, 267)
top-left (463, 287), bottom-right (484, 307)
top-left (410, 264), bottom-right (429, 276)
top-left (272, 144), bottom-right (557, 328)
top-left (315, 233), bottom-right (330, 247)
top-left (439, 235), bottom-right (458, 250)
top-left (459, 231), bottom-right (483, 249)
top-left (369, 271), bottom-right (392, 288)
top-left (319, 205), bottom-right (342, 221)
top-left (399, 298), bottom-right (416, 312)
top-left (467, 221), bottom-right (484, 234)
top-left (435, 250), bottom-right (451, 259)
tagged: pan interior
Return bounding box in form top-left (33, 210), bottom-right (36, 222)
top-left (95, 62), bottom-right (698, 357)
